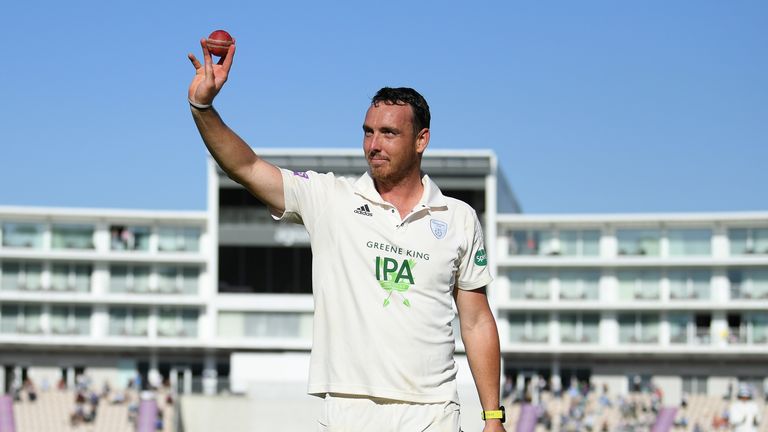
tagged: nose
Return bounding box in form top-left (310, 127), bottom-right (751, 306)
top-left (366, 132), bottom-right (382, 152)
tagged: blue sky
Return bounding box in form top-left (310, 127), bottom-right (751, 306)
top-left (1, 1), bottom-right (765, 213)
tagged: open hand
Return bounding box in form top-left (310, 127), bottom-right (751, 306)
top-left (187, 37), bottom-right (236, 106)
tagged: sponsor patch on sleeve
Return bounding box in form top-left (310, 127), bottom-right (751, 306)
top-left (293, 171), bottom-right (309, 179)
top-left (474, 248), bottom-right (487, 266)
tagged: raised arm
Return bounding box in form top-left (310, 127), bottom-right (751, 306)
top-left (187, 37), bottom-right (285, 213)
top-left (454, 287), bottom-right (506, 432)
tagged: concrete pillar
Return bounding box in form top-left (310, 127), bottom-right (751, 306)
top-left (148, 353), bottom-right (161, 388)
top-left (203, 354), bottom-right (218, 396)
top-left (11, 367), bottom-right (21, 389)
top-left (516, 373), bottom-right (525, 399)
top-left (712, 312), bottom-right (729, 347)
top-left (169, 368), bottom-right (179, 395)
top-left (551, 359), bottom-right (561, 396)
top-left (183, 369), bottom-right (192, 394)
top-left (67, 366), bottom-right (76, 389)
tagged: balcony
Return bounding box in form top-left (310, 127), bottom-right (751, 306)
top-left (727, 329), bottom-right (747, 344)
top-left (695, 328), bottom-right (711, 345)
top-left (50, 325), bottom-right (90, 336)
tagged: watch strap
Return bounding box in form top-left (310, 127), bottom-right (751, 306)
top-left (481, 406), bottom-right (505, 422)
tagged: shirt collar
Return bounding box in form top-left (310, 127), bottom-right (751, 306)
top-left (353, 171), bottom-right (448, 209)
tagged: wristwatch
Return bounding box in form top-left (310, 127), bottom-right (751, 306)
top-left (481, 406), bottom-right (505, 422)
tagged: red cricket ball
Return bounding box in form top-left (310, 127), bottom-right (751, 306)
top-left (206, 30), bottom-right (233, 57)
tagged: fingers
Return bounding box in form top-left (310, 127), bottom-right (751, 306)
top-left (221, 39), bottom-right (236, 72)
top-left (199, 38), bottom-right (214, 81)
top-left (188, 53), bottom-right (202, 70)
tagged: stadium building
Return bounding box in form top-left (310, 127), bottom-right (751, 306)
top-left (1, 149), bottom-right (766, 430)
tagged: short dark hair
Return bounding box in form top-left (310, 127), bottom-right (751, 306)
top-left (371, 87), bottom-right (430, 134)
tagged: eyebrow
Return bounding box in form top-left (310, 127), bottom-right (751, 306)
top-left (362, 124), bottom-right (401, 134)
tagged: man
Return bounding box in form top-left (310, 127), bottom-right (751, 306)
top-left (729, 385), bottom-right (761, 432)
top-left (187, 37), bottom-right (506, 432)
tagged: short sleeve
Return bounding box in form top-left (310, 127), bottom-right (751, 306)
top-left (456, 209), bottom-right (493, 290)
top-left (274, 168), bottom-right (336, 232)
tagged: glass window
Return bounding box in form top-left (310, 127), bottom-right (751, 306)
top-left (109, 265), bottom-right (150, 293)
top-left (730, 269), bottom-right (768, 300)
top-left (246, 312), bottom-right (299, 338)
top-left (217, 312), bottom-right (313, 339)
top-left (508, 270), bottom-right (550, 300)
top-left (157, 266), bottom-right (198, 294)
top-left (560, 313), bottom-right (578, 343)
top-left (619, 313), bottom-right (659, 344)
top-left (0, 262), bottom-right (20, 291)
top-left (694, 314), bottom-right (712, 345)
top-left (74, 306), bottom-right (91, 335)
top-left (158, 307), bottom-right (198, 338)
top-left (669, 270), bottom-right (711, 300)
top-left (2, 223), bottom-right (44, 248)
top-left (110, 225), bottom-right (151, 251)
top-left (181, 267), bottom-right (199, 294)
top-left (617, 229), bottom-right (660, 256)
top-left (560, 313), bottom-right (599, 343)
top-left (1, 262), bottom-right (42, 291)
top-left (0, 304), bottom-right (20, 333)
top-left (157, 266), bottom-right (178, 293)
top-left (108, 307), bottom-right (149, 337)
top-left (219, 246), bottom-right (312, 294)
top-left (51, 224), bottom-right (94, 250)
top-left (749, 313), bottom-right (768, 344)
top-left (669, 313), bottom-right (689, 344)
top-left (618, 314), bottom-right (635, 343)
top-left (559, 270), bottom-right (600, 300)
top-left (728, 314), bottom-right (746, 344)
top-left (50, 263), bottom-right (91, 292)
top-left (668, 229), bottom-right (711, 256)
top-left (508, 230), bottom-right (555, 256)
top-left (729, 228), bottom-right (768, 255)
top-left (618, 270), bottom-right (660, 300)
top-left (508, 314), bottom-right (525, 342)
top-left (158, 227), bottom-right (201, 252)
top-left (507, 313), bottom-right (548, 343)
top-left (582, 314), bottom-right (600, 343)
top-left (559, 230), bottom-right (600, 256)
top-left (531, 314), bottom-right (549, 342)
top-left (682, 376), bottom-right (708, 395)
top-left (640, 314), bottom-right (659, 343)
top-left (50, 306), bottom-right (91, 335)
top-left (108, 307), bottom-right (128, 335)
top-left (0, 304), bottom-right (41, 334)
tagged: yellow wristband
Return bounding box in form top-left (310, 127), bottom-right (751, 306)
top-left (481, 406), bottom-right (505, 422)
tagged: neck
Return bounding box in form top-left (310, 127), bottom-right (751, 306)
top-left (375, 171), bottom-right (424, 218)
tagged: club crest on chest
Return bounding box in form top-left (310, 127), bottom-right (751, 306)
top-left (430, 219), bottom-right (448, 239)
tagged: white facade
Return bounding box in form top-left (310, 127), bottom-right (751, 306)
top-left (496, 213), bottom-right (768, 405)
top-left (0, 206), bottom-right (217, 394)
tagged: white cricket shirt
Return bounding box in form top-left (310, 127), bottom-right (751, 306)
top-left (276, 168), bottom-right (492, 404)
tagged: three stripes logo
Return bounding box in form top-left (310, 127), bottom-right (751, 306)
top-left (354, 204), bottom-right (373, 217)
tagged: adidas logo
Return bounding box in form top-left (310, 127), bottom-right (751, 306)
top-left (354, 204), bottom-right (373, 217)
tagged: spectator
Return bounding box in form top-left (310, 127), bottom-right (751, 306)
top-left (729, 385), bottom-right (761, 432)
top-left (501, 375), bottom-right (514, 400)
top-left (24, 378), bottom-right (37, 402)
top-left (551, 375), bottom-right (563, 398)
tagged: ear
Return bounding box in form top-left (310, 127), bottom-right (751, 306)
top-left (415, 128), bottom-right (430, 155)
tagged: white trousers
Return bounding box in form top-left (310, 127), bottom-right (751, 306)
top-left (317, 393), bottom-right (461, 432)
